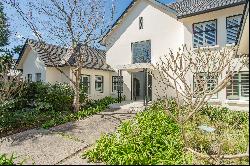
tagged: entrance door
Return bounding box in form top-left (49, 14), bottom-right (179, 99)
top-left (133, 78), bottom-right (140, 101)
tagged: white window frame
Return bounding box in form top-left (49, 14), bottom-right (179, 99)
top-left (95, 75), bottom-right (104, 93)
top-left (81, 75), bottom-right (91, 94)
top-left (226, 72), bottom-right (249, 101)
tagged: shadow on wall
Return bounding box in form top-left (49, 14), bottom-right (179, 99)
top-left (150, 70), bottom-right (177, 101)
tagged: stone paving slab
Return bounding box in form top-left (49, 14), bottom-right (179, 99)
top-left (0, 129), bottom-right (86, 165)
top-left (49, 108), bottom-right (137, 145)
top-left (0, 104), bottom-right (144, 165)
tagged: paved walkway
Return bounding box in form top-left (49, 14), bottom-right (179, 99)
top-left (0, 101), bottom-right (145, 165)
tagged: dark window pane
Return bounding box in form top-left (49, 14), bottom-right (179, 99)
top-left (227, 27), bottom-right (240, 44)
top-left (193, 20), bottom-right (217, 47)
top-left (226, 15), bottom-right (242, 44)
top-left (132, 40), bottom-right (151, 63)
top-left (227, 15), bottom-right (242, 28)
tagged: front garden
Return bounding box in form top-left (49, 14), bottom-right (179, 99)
top-left (83, 100), bottom-right (249, 165)
top-left (0, 82), bottom-right (118, 138)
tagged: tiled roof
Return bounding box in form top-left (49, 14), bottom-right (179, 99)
top-left (18, 39), bottom-right (114, 71)
top-left (168, 0), bottom-right (247, 18)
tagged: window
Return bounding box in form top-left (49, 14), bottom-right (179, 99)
top-left (226, 72), bottom-right (249, 100)
top-left (226, 15), bottom-right (242, 44)
top-left (27, 74), bottom-right (32, 82)
top-left (139, 17), bottom-right (143, 30)
top-left (193, 20), bottom-right (217, 48)
top-left (80, 75), bottom-right (91, 94)
top-left (35, 73), bottom-right (41, 82)
top-left (95, 75), bottom-right (104, 93)
top-left (132, 40), bottom-right (151, 63)
top-left (193, 73), bottom-right (218, 99)
top-left (112, 76), bottom-right (123, 92)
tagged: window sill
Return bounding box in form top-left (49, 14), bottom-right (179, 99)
top-left (207, 99), bottom-right (221, 103)
top-left (193, 45), bottom-right (220, 51)
top-left (225, 100), bottom-right (249, 105)
top-left (225, 43), bottom-right (236, 47)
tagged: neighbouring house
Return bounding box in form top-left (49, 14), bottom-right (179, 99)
top-left (16, 39), bottom-right (115, 100)
top-left (101, 0), bottom-right (249, 110)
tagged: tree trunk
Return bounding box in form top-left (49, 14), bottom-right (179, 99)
top-left (73, 68), bottom-right (81, 112)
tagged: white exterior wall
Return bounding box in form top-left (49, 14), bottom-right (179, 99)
top-left (46, 67), bottom-right (71, 84)
top-left (105, 0), bottom-right (184, 100)
top-left (70, 68), bottom-right (114, 100)
top-left (105, 1), bottom-right (248, 111)
top-left (22, 49), bottom-right (46, 82)
top-left (20, 48), bottom-right (115, 100)
top-left (182, 5), bottom-right (245, 48)
top-left (181, 5), bottom-right (249, 111)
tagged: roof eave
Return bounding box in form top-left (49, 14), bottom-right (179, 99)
top-left (16, 39), bottom-right (29, 69)
top-left (177, 1), bottom-right (247, 19)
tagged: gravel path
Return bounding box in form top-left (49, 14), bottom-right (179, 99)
top-left (0, 101), bottom-right (145, 165)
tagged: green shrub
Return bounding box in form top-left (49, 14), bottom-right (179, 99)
top-left (15, 82), bottom-right (74, 112)
top-left (41, 96), bottom-right (117, 129)
top-left (84, 100), bottom-right (249, 165)
top-left (83, 102), bottom-right (189, 165)
top-left (0, 154), bottom-right (15, 165)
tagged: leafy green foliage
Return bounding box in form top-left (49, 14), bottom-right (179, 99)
top-left (0, 2), bottom-right (9, 48)
top-left (84, 102), bottom-right (189, 165)
top-left (14, 82), bottom-right (74, 112)
top-left (0, 154), bottom-right (15, 165)
top-left (0, 81), bottom-right (118, 137)
top-left (185, 105), bottom-right (249, 165)
top-left (42, 96), bottom-right (118, 129)
top-left (84, 100), bottom-right (249, 165)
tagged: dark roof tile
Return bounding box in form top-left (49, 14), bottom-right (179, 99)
top-left (168, 0), bottom-right (247, 18)
top-left (18, 39), bottom-right (114, 72)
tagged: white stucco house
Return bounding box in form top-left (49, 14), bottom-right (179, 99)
top-left (16, 39), bottom-right (116, 100)
top-left (101, 0), bottom-right (249, 111)
top-left (17, 0), bottom-right (249, 110)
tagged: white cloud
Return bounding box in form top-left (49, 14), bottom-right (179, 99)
top-left (15, 32), bottom-right (23, 39)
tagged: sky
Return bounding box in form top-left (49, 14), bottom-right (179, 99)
top-left (3, 0), bottom-right (176, 58)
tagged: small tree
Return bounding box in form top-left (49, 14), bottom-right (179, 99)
top-left (0, 2), bottom-right (23, 103)
top-left (4, 0), bottom-right (116, 112)
top-left (151, 45), bottom-right (249, 160)
top-left (0, 1), bottom-right (9, 48)
top-left (0, 55), bottom-right (23, 103)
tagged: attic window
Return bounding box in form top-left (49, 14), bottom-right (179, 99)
top-left (139, 17), bottom-right (143, 30)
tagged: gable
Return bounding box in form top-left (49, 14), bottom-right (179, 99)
top-left (101, 0), bottom-right (177, 46)
top-left (16, 45), bottom-right (33, 69)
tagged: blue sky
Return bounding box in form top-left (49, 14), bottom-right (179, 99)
top-left (3, 0), bottom-right (175, 58)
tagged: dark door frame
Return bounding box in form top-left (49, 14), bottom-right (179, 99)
top-left (130, 69), bottom-right (152, 106)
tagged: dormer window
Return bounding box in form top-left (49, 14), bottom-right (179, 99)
top-left (139, 17), bottom-right (143, 30)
